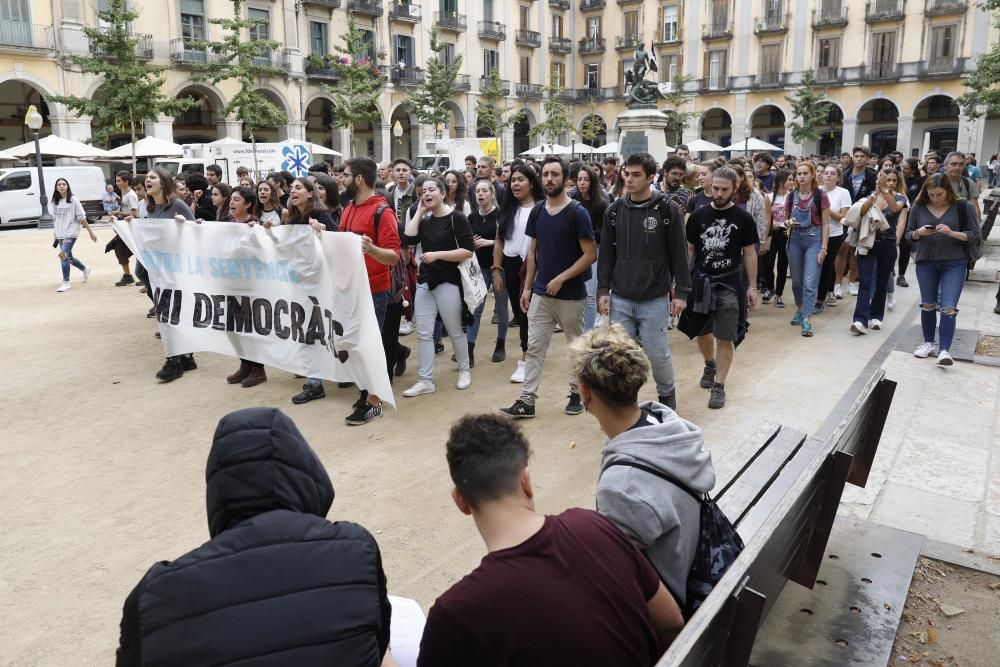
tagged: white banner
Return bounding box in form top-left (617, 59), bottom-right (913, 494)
top-left (114, 219), bottom-right (395, 406)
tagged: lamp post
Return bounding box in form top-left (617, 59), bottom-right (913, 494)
top-left (25, 106), bottom-right (53, 229)
top-left (393, 119), bottom-right (404, 156)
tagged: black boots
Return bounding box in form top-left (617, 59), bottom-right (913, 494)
top-left (492, 338), bottom-right (506, 363)
top-left (156, 356), bottom-right (184, 382)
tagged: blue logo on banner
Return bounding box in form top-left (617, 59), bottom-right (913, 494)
top-left (281, 144), bottom-right (312, 176)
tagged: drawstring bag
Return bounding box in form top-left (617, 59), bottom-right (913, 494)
top-left (451, 214), bottom-right (487, 314)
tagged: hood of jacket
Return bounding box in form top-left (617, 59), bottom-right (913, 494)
top-left (205, 407), bottom-right (334, 537)
top-left (601, 401), bottom-right (714, 494)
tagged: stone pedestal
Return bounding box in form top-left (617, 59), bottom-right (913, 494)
top-left (616, 109), bottom-right (671, 160)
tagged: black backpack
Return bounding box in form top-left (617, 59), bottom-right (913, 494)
top-left (603, 460), bottom-right (744, 618)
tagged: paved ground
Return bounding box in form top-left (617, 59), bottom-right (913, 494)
top-left (1, 220), bottom-right (997, 665)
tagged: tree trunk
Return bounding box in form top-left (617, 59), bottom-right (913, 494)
top-left (249, 129), bottom-right (259, 180)
top-left (129, 112), bottom-right (137, 175)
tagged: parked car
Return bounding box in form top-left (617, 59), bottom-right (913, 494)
top-left (0, 166), bottom-right (107, 226)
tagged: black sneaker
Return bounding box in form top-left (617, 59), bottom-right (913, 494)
top-left (115, 274), bottom-right (135, 286)
top-left (565, 393), bottom-right (584, 415)
top-left (292, 383), bottom-right (326, 404)
top-left (708, 383), bottom-right (726, 409)
top-left (499, 399), bottom-right (535, 419)
top-left (345, 401), bottom-right (383, 425)
top-left (896, 275), bottom-right (909, 287)
top-left (146, 307), bottom-right (156, 318)
top-left (155, 357), bottom-right (184, 382)
top-left (180, 354), bottom-right (197, 371)
top-left (699, 362), bottom-right (717, 389)
top-left (434, 341), bottom-right (445, 355)
top-left (659, 390), bottom-right (677, 411)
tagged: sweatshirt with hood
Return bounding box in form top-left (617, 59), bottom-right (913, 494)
top-left (116, 407), bottom-right (391, 667)
top-left (597, 191), bottom-right (691, 303)
top-left (596, 401), bottom-right (715, 607)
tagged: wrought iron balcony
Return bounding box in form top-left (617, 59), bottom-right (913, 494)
top-left (548, 0), bottom-right (571, 8)
top-left (304, 57), bottom-right (341, 81)
top-left (580, 0), bottom-right (606, 10)
top-left (654, 28), bottom-right (683, 46)
top-left (169, 38), bottom-right (224, 66)
top-left (388, 1), bottom-right (421, 22)
top-left (865, 0), bottom-right (904, 22)
top-left (549, 36), bottom-right (572, 54)
top-left (347, 0), bottom-right (383, 16)
top-left (0, 22), bottom-right (53, 50)
top-left (391, 65), bottom-right (425, 86)
top-left (755, 12), bottom-right (790, 34)
top-left (435, 11), bottom-right (468, 32)
top-left (516, 29), bottom-right (541, 48)
top-left (814, 66), bottom-right (841, 82)
top-left (754, 72), bottom-right (787, 87)
top-left (578, 37), bottom-right (606, 54)
top-left (516, 82), bottom-right (544, 98)
top-left (455, 74), bottom-right (471, 90)
top-left (90, 32), bottom-right (153, 60)
top-left (302, 0), bottom-right (342, 7)
top-left (576, 87), bottom-right (619, 101)
top-left (615, 35), bottom-right (641, 51)
top-left (812, 6), bottom-right (848, 28)
top-left (479, 76), bottom-right (511, 95)
top-left (921, 56), bottom-right (964, 76)
top-left (924, 0), bottom-right (967, 15)
top-left (702, 22), bottom-right (734, 40)
top-left (251, 47), bottom-right (292, 71)
top-left (617, 0), bottom-right (643, 4)
top-left (865, 62), bottom-right (901, 79)
top-left (697, 76), bottom-right (732, 92)
top-left (477, 20), bottom-right (506, 40)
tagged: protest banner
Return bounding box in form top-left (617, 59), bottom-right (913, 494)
top-left (114, 219), bottom-right (395, 406)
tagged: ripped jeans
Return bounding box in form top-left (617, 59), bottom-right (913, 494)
top-left (915, 259), bottom-right (966, 352)
top-left (610, 294), bottom-right (676, 396)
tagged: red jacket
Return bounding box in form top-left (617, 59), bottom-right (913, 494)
top-left (340, 194), bottom-right (400, 293)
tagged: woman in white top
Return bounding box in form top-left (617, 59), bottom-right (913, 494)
top-left (817, 164), bottom-right (853, 310)
top-left (50, 178), bottom-right (97, 292)
top-left (761, 169), bottom-right (793, 308)
top-left (254, 180), bottom-right (284, 227)
top-left (492, 163), bottom-right (544, 383)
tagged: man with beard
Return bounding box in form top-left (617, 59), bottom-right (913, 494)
top-left (683, 166), bottom-right (758, 410)
top-left (659, 156), bottom-right (689, 211)
top-left (500, 156), bottom-right (596, 419)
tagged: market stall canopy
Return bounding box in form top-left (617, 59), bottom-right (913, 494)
top-left (309, 143), bottom-right (342, 157)
top-left (593, 141), bottom-right (620, 154)
top-left (682, 139), bottom-right (725, 153)
top-left (7, 134), bottom-right (111, 159)
top-left (520, 143), bottom-right (572, 157)
top-left (722, 137), bottom-right (783, 153)
top-left (105, 136), bottom-right (184, 158)
top-left (0, 148), bottom-right (20, 160)
top-left (207, 137), bottom-right (248, 146)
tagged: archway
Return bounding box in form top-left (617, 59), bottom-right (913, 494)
top-left (579, 114), bottom-right (607, 148)
top-left (912, 94), bottom-right (959, 157)
top-left (305, 96), bottom-right (337, 151)
top-left (700, 108), bottom-right (732, 147)
top-left (513, 109), bottom-right (536, 157)
top-left (816, 102), bottom-right (844, 157)
top-left (173, 87), bottom-right (222, 143)
top-left (442, 100), bottom-right (466, 139)
top-left (748, 105), bottom-right (786, 154)
top-left (245, 89), bottom-right (290, 142)
top-left (0, 79), bottom-right (51, 150)
top-left (388, 105), bottom-right (418, 161)
top-left (857, 98), bottom-right (899, 157)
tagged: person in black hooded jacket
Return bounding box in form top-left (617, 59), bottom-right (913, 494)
top-left (115, 407), bottom-right (392, 667)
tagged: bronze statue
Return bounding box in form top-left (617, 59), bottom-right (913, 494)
top-left (623, 42), bottom-right (661, 109)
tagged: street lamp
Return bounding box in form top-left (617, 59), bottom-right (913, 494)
top-left (393, 120), bottom-right (403, 146)
top-left (25, 105), bottom-right (53, 229)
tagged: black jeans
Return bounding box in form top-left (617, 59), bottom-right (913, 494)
top-left (502, 254), bottom-right (528, 353)
top-left (382, 301), bottom-right (404, 385)
top-left (853, 237), bottom-right (897, 323)
top-left (760, 228), bottom-right (788, 296)
top-left (818, 234), bottom-right (846, 301)
top-left (898, 236), bottom-right (911, 277)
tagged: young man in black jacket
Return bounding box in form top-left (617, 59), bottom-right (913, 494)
top-left (115, 408), bottom-right (392, 666)
top-left (837, 146), bottom-right (878, 297)
top-left (597, 152), bottom-right (690, 410)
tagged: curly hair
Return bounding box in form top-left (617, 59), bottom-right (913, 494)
top-left (569, 324), bottom-right (651, 408)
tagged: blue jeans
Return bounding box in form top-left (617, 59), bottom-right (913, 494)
top-left (467, 259), bottom-right (509, 344)
top-left (308, 289), bottom-right (389, 387)
top-left (611, 294), bottom-right (675, 397)
top-left (786, 226), bottom-right (823, 317)
top-left (915, 259), bottom-right (966, 352)
top-left (58, 237), bottom-right (87, 282)
top-left (853, 238), bottom-right (897, 324)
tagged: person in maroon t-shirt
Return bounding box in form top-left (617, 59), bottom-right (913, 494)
top-left (418, 414), bottom-right (683, 667)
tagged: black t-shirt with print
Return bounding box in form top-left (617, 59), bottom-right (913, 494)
top-left (686, 204), bottom-right (759, 277)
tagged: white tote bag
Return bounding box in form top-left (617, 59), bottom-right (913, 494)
top-left (452, 215), bottom-right (487, 313)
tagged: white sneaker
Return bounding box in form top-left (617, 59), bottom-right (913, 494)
top-left (510, 360), bottom-right (526, 383)
top-left (57, 282), bottom-right (71, 292)
top-left (850, 321), bottom-right (867, 335)
top-left (848, 282), bottom-right (859, 296)
top-left (403, 380), bottom-right (436, 397)
top-left (913, 342), bottom-right (935, 358)
top-left (82, 266), bottom-right (92, 283)
top-left (833, 284), bottom-right (843, 299)
top-left (399, 320), bottom-right (413, 336)
top-left (937, 350), bottom-right (954, 366)
top-left (887, 293), bottom-right (896, 311)
top-left (456, 371), bottom-right (472, 390)
top-left (869, 319), bottom-right (882, 330)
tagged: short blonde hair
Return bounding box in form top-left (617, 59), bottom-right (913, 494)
top-left (569, 324), bottom-right (651, 407)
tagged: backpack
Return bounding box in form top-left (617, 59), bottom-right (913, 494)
top-left (603, 460), bottom-right (744, 618)
top-left (956, 200), bottom-right (983, 269)
top-left (605, 192), bottom-right (674, 242)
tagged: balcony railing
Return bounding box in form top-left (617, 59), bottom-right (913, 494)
top-left (615, 35), bottom-right (641, 51)
top-left (455, 74), bottom-right (471, 90)
top-left (0, 23), bottom-right (54, 50)
top-left (169, 38), bottom-right (224, 65)
top-left (580, 0), bottom-right (606, 10)
top-left (305, 57), bottom-right (341, 81)
top-left (924, 0), bottom-right (967, 15)
top-left (516, 82), bottom-right (544, 98)
top-left (549, 36), bottom-right (572, 53)
top-left (617, 0), bottom-right (643, 4)
top-left (479, 76), bottom-right (511, 94)
top-left (866, 0), bottom-right (904, 22)
top-left (477, 20), bottom-right (506, 40)
top-left (703, 22), bottom-right (734, 40)
top-left (391, 65), bottom-right (424, 86)
top-left (654, 28), bottom-right (683, 45)
top-left (578, 37), bottom-right (606, 54)
top-left (922, 56), bottom-right (963, 76)
top-left (251, 47), bottom-right (292, 71)
top-left (755, 12), bottom-right (790, 34)
top-left (865, 62), bottom-right (901, 79)
top-left (755, 71), bottom-right (787, 87)
top-left (90, 32), bottom-right (153, 60)
top-left (699, 76), bottom-right (731, 92)
top-left (548, 0), bottom-right (571, 8)
top-left (435, 11), bottom-right (468, 31)
top-left (303, 0), bottom-right (342, 7)
top-left (814, 66), bottom-right (840, 82)
top-left (347, 0), bottom-right (384, 16)
top-left (388, 2), bottom-right (421, 22)
top-left (812, 6), bottom-right (848, 27)
top-left (516, 29), bottom-right (542, 47)
top-left (576, 86), bottom-right (619, 101)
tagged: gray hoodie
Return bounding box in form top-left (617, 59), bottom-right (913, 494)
top-left (596, 401), bottom-right (716, 606)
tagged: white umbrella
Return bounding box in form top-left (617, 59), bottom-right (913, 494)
top-left (594, 141), bottom-right (620, 155)
top-left (207, 137), bottom-right (248, 146)
top-left (721, 137), bottom-right (783, 153)
top-left (520, 143), bottom-right (571, 157)
top-left (309, 143), bottom-right (342, 157)
top-left (0, 148), bottom-right (20, 160)
top-left (570, 143), bottom-right (597, 155)
top-left (105, 136), bottom-right (184, 158)
top-left (7, 134), bottom-right (111, 159)
top-left (684, 139), bottom-right (725, 154)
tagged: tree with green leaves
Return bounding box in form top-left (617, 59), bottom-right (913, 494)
top-left (957, 0), bottom-right (1000, 119)
top-left (402, 25), bottom-right (461, 140)
top-left (529, 70), bottom-right (576, 147)
top-left (49, 0), bottom-right (197, 171)
top-left (327, 16), bottom-right (387, 156)
top-left (475, 67), bottom-right (524, 146)
top-left (659, 73), bottom-right (699, 147)
top-left (579, 101), bottom-right (606, 147)
top-left (189, 0), bottom-right (287, 169)
top-left (784, 71), bottom-right (829, 147)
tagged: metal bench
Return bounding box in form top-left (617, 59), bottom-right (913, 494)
top-left (655, 369), bottom-right (897, 666)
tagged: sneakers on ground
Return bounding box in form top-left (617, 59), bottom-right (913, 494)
top-left (554, 323), bottom-right (563, 333)
top-left (659, 390), bottom-right (677, 411)
top-left (155, 357), bottom-right (184, 382)
top-left (56, 282), bottom-right (71, 292)
top-left (825, 294), bottom-right (838, 306)
top-left (82, 266), bottom-right (92, 283)
top-left (180, 355), bottom-right (197, 371)
top-left (499, 399), bottom-right (535, 419)
top-left (399, 320), bottom-right (413, 336)
top-left (801, 319), bottom-right (814, 337)
top-left (291, 383), bottom-right (325, 404)
top-left (937, 350), bottom-right (954, 366)
top-left (457, 370), bottom-right (472, 390)
top-left (790, 310), bottom-right (804, 326)
top-left (850, 321), bottom-right (868, 335)
top-left (345, 401), bottom-right (383, 426)
top-left (115, 274), bottom-right (135, 287)
top-left (887, 293), bottom-right (897, 311)
top-left (146, 307), bottom-right (156, 318)
top-left (913, 342), bottom-right (936, 358)
top-left (813, 302), bottom-right (826, 315)
top-left (774, 295), bottom-right (785, 308)
top-left (699, 360), bottom-right (717, 389)
top-left (403, 380), bottom-right (436, 397)
top-left (761, 288), bottom-right (773, 303)
top-left (848, 282), bottom-right (859, 296)
top-left (394, 345), bottom-right (410, 377)
top-left (565, 392), bottom-right (584, 415)
top-left (491, 311), bottom-right (499, 324)
top-left (833, 284), bottom-right (844, 299)
top-left (434, 341), bottom-right (445, 355)
top-left (896, 275), bottom-right (909, 287)
top-left (708, 383), bottom-right (726, 409)
top-left (869, 319), bottom-right (883, 330)
top-left (510, 360), bottom-right (526, 383)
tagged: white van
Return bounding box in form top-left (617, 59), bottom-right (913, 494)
top-left (0, 166), bottom-right (108, 226)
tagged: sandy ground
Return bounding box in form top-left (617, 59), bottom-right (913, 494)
top-left (0, 223), bottom-right (937, 665)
